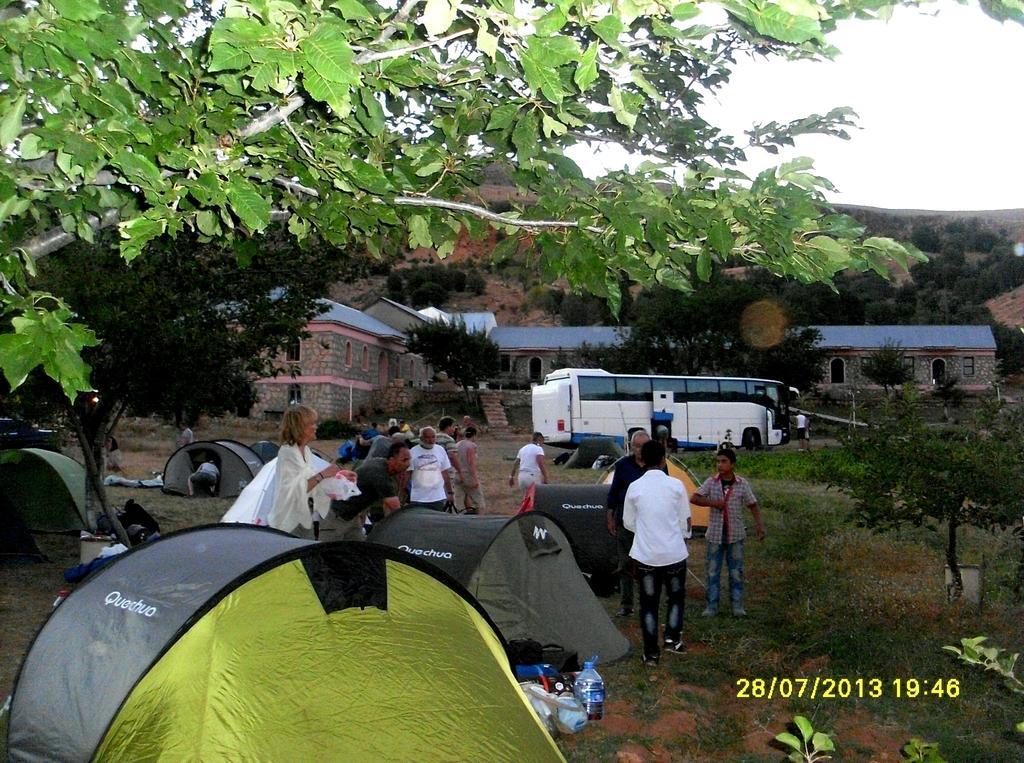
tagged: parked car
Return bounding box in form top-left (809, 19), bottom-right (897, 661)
top-left (0, 418), bottom-right (57, 451)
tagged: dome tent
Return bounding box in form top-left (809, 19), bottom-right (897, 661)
top-left (370, 508), bottom-right (630, 664)
top-left (161, 439), bottom-right (263, 498)
top-left (563, 436), bottom-right (624, 469)
top-left (600, 455), bottom-right (708, 530)
top-left (525, 484), bottom-right (618, 580)
top-left (0, 448), bottom-right (87, 533)
top-left (6, 525), bottom-right (562, 762)
top-left (249, 439), bottom-right (279, 462)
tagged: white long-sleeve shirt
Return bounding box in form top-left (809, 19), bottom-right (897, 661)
top-left (622, 469), bottom-right (691, 567)
top-left (267, 444), bottom-right (329, 532)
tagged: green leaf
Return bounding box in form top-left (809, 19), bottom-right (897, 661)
top-left (707, 220), bottom-right (733, 256)
top-left (209, 43), bottom-right (250, 72)
top-left (0, 195), bottom-right (30, 225)
top-left (303, 69), bottom-right (352, 115)
top-left (18, 133), bottom-right (46, 160)
top-left (118, 215), bottom-right (167, 262)
top-left (774, 732), bottom-right (802, 751)
top-left (408, 214), bottom-right (432, 249)
top-left (592, 15), bottom-right (623, 45)
top-left (672, 2), bottom-right (700, 20)
top-left (535, 7), bottom-right (567, 36)
top-left (415, 161), bottom-right (445, 177)
top-left (113, 149), bottom-right (164, 191)
top-left (807, 235), bottom-right (849, 264)
top-left (541, 114), bottom-right (567, 137)
top-left (609, 86), bottom-right (637, 129)
top-left (696, 250), bottom-right (712, 281)
top-left (302, 23), bottom-right (357, 84)
top-left (574, 44), bottom-right (599, 92)
top-left (331, 0), bottom-right (374, 20)
top-left (655, 267), bottom-right (690, 291)
top-left (476, 25), bottom-right (498, 59)
top-left (1015, 721), bottom-right (1024, 733)
top-left (347, 159), bottom-right (391, 194)
top-left (522, 48), bottom-right (567, 104)
top-left (226, 179), bottom-right (271, 232)
top-left (436, 238), bottom-right (455, 260)
top-left (0, 94), bottom-right (26, 147)
top-left (511, 111), bottom-right (540, 160)
top-left (793, 716), bottom-right (814, 742)
top-left (811, 732), bottom-right (834, 752)
top-left (51, 0), bottom-right (105, 21)
top-left (196, 209), bottom-right (220, 236)
top-left (0, 333), bottom-right (39, 392)
top-left (421, 0), bottom-right (460, 36)
top-left (486, 103), bottom-right (521, 131)
top-left (751, 5), bottom-right (823, 44)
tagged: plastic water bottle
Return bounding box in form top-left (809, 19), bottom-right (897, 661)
top-left (573, 659), bottom-right (605, 720)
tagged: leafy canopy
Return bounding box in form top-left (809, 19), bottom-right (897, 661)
top-left (1, 0), bottom-right (1020, 397)
top-left (406, 320), bottom-right (499, 391)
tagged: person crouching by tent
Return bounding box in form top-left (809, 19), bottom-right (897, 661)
top-left (267, 405), bottom-right (355, 538)
top-left (187, 457), bottom-right (219, 497)
top-left (331, 443), bottom-right (411, 540)
top-left (623, 440), bottom-right (691, 667)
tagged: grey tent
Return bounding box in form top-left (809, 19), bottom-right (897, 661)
top-left (370, 508), bottom-right (630, 663)
top-left (563, 436), bottom-right (624, 469)
top-left (527, 484), bottom-right (616, 579)
top-left (250, 440), bottom-right (280, 463)
top-left (161, 440), bottom-right (262, 498)
top-left (0, 493), bottom-right (43, 561)
top-left (0, 448), bottom-right (87, 533)
top-left (5, 525), bottom-right (562, 762)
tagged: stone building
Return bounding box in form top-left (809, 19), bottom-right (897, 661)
top-left (253, 301), bottom-right (429, 420)
top-left (812, 325), bottom-right (997, 393)
top-left (491, 326), bottom-right (629, 386)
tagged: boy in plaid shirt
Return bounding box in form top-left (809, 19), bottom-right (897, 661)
top-left (690, 448), bottom-right (764, 616)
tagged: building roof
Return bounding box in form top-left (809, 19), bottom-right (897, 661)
top-left (809, 325), bottom-right (996, 351)
top-left (490, 326), bottom-right (629, 351)
top-left (418, 307), bottom-right (497, 335)
top-left (372, 297), bottom-right (429, 322)
top-left (313, 300), bottom-right (406, 339)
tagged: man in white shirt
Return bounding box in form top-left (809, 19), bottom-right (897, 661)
top-left (795, 413), bottom-right (809, 451)
top-left (407, 427), bottom-right (454, 511)
top-left (623, 440), bottom-right (692, 667)
top-left (508, 432), bottom-right (549, 494)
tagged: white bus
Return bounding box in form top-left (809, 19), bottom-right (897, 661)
top-left (533, 368), bottom-right (791, 450)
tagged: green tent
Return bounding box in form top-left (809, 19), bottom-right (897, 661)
top-left (0, 448), bottom-right (87, 533)
top-left (6, 525), bottom-right (564, 762)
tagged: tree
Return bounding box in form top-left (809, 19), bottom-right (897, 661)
top-left (861, 340), bottom-right (910, 396)
top-left (932, 376), bottom-right (966, 422)
top-left (406, 320), bottom-right (498, 400)
top-left (24, 229), bottom-right (343, 535)
top-left (833, 397), bottom-right (1021, 601)
top-left (12, 0), bottom-right (1013, 401)
top-left (745, 327), bottom-right (826, 393)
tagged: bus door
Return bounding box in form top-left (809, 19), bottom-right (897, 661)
top-left (652, 389), bottom-right (684, 445)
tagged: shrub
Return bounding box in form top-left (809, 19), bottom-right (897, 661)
top-left (316, 419), bottom-right (359, 440)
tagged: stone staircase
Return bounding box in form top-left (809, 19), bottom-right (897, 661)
top-left (478, 391), bottom-right (512, 434)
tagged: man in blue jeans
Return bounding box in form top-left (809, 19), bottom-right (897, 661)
top-left (690, 448), bottom-right (764, 617)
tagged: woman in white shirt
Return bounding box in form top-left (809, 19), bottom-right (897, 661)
top-left (508, 432), bottom-right (549, 493)
top-left (623, 440), bottom-right (692, 666)
top-left (267, 405), bottom-right (354, 537)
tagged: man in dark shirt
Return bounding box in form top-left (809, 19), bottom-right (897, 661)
top-left (606, 429), bottom-right (651, 617)
top-left (329, 443), bottom-right (410, 540)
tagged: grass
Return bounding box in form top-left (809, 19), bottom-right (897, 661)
top-left (4, 426), bottom-right (1024, 761)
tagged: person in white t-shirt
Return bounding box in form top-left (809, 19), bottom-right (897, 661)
top-left (407, 427), bottom-right (454, 511)
top-left (795, 413), bottom-right (810, 451)
top-left (623, 440), bottom-right (692, 667)
top-left (508, 432), bottom-right (549, 493)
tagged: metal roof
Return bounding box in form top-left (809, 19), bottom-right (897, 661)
top-left (809, 325), bottom-right (996, 350)
top-left (373, 297), bottom-right (428, 322)
top-left (313, 300), bottom-right (406, 339)
top-left (490, 326), bottom-right (629, 350)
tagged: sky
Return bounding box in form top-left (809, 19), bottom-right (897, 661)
top-left (568, 2), bottom-right (1024, 212)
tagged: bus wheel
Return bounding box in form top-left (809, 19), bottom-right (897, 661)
top-left (742, 428), bottom-right (761, 451)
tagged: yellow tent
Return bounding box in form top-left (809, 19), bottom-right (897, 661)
top-left (7, 526), bottom-right (564, 762)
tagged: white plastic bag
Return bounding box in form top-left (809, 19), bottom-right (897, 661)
top-left (321, 477), bottom-right (361, 502)
top-left (521, 683), bottom-right (588, 735)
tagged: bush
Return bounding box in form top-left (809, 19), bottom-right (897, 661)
top-left (316, 419), bottom-right (359, 440)
top-left (386, 272), bottom-right (404, 301)
top-left (410, 281), bottom-right (448, 308)
top-left (466, 271), bottom-right (486, 295)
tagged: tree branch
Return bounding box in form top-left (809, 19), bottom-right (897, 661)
top-left (395, 195), bottom-right (606, 233)
top-left (235, 96), bottom-right (305, 140)
top-left (19, 208), bottom-right (122, 260)
top-left (353, 28), bottom-right (473, 64)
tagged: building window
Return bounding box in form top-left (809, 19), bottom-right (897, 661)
top-left (902, 356), bottom-right (915, 374)
top-left (362, 346), bottom-right (369, 371)
top-left (500, 354), bottom-right (511, 373)
top-left (529, 357), bottom-right (543, 381)
top-left (829, 357), bottom-right (845, 385)
top-left (963, 356), bottom-right (975, 376)
top-left (287, 384), bottom-right (302, 405)
top-left (285, 338), bottom-right (301, 363)
top-left (931, 358), bottom-right (946, 383)
top-left (345, 341), bottom-right (353, 367)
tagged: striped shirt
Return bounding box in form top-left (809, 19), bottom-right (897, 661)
top-left (695, 474), bottom-right (757, 544)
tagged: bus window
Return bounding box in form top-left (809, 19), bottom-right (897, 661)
top-left (615, 377), bottom-right (652, 401)
top-left (579, 376), bottom-right (616, 401)
top-left (685, 379), bottom-right (719, 402)
top-left (656, 378), bottom-right (689, 394)
top-left (719, 380), bottom-right (747, 402)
